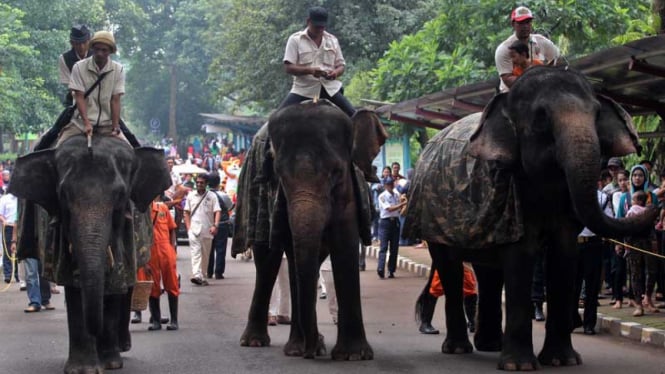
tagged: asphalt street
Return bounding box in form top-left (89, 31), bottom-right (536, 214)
top-left (1, 243), bottom-right (664, 374)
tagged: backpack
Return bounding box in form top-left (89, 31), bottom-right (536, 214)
top-left (213, 190), bottom-right (230, 223)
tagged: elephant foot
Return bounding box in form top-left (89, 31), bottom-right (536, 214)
top-left (441, 337), bottom-right (473, 354)
top-left (537, 345), bottom-right (582, 367)
top-left (239, 327), bottom-right (271, 347)
top-left (64, 357), bottom-right (104, 374)
top-left (331, 338), bottom-right (374, 361)
top-left (284, 334), bottom-right (326, 358)
top-left (473, 332), bottom-right (502, 352)
top-left (118, 333), bottom-right (131, 353)
top-left (101, 351), bottom-right (123, 370)
top-left (498, 351), bottom-right (541, 371)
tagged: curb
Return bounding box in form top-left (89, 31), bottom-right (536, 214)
top-left (367, 245), bottom-right (665, 349)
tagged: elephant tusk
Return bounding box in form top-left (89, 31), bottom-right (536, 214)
top-left (107, 245), bottom-right (115, 268)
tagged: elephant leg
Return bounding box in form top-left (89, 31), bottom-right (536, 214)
top-left (429, 243), bottom-right (472, 354)
top-left (117, 287), bottom-right (132, 353)
top-left (64, 286), bottom-right (104, 374)
top-left (473, 263), bottom-right (503, 352)
top-left (329, 236), bottom-right (373, 361)
top-left (500, 245), bottom-right (539, 371)
top-left (240, 243), bottom-right (282, 347)
top-left (538, 232), bottom-right (582, 367)
top-left (99, 294), bottom-right (123, 370)
top-left (283, 244), bottom-right (324, 359)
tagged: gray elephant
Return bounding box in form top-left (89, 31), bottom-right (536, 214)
top-left (231, 101), bottom-right (387, 360)
top-left (404, 66), bottom-right (656, 370)
top-left (10, 135), bottom-right (170, 373)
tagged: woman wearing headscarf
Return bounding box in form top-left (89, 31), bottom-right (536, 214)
top-left (615, 165), bottom-right (660, 316)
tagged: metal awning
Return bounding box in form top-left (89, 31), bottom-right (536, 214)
top-left (199, 113), bottom-right (266, 135)
top-left (376, 35), bottom-right (665, 130)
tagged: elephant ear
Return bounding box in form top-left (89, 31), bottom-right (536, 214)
top-left (9, 150), bottom-right (58, 215)
top-left (468, 93), bottom-right (518, 165)
top-left (595, 95), bottom-right (641, 157)
top-left (352, 110), bottom-right (388, 183)
top-left (131, 147), bottom-right (171, 212)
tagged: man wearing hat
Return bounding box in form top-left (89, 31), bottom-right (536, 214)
top-left (56, 30), bottom-right (131, 145)
top-left (376, 176), bottom-right (407, 279)
top-left (278, 6), bottom-right (355, 117)
top-left (495, 6), bottom-right (560, 92)
top-left (602, 157), bottom-right (625, 200)
top-left (58, 25), bottom-right (93, 105)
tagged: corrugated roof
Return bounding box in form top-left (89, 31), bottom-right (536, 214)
top-left (376, 35), bottom-right (665, 130)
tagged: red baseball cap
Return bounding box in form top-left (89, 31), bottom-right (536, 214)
top-left (511, 6), bottom-right (534, 22)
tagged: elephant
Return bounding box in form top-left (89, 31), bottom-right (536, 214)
top-left (10, 135), bottom-right (170, 373)
top-left (403, 66), bottom-right (657, 370)
top-left (231, 101), bottom-right (387, 360)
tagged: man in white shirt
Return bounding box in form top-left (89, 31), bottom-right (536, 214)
top-left (376, 177), bottom-right (407, 279)
top-left (0, 192), bottom-right (22, 288)
top-left (184, 174), bottom-right (221, 285)
top-left (495, 6), bottom-right (560, 92)
top-left (277, 6), bottom-right (355, 116)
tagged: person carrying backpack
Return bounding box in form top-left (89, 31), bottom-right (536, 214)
top-left (206, 173), bottom-right (233, 279)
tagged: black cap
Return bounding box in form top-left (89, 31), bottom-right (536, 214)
top-left (308, 6), bottom-right (328, 27)
top-left (70, 24), bottom-right (91, 43)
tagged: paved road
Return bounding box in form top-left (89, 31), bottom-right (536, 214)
top-left (1, 245), bottom-right (664, 374)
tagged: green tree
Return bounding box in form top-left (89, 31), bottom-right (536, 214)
top-left (122, 0), bottom-right (217, 140)
top-left (365, 0), bottom-right (653, 152)
top-left (204, 0), bottom-right (439, 113)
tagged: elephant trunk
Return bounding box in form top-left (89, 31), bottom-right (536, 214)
top-left (70, 205), bottom-right (113, 338)
top-left (556, 112), bottom-right (657, 238)
top-left (288, 195), bottom-right (329, 355)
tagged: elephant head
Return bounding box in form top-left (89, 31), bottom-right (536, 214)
top-left (267, 102), bottom-right (385, 354)
top-left (469, 65), bottom-right (655, 237)
top-left (9, 136), bottom-right (170, 337)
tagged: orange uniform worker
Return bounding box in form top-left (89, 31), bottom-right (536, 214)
top-left (419, 263), bottom-right (478, 334)
top-left (138, 197), bottom-right (180, 331)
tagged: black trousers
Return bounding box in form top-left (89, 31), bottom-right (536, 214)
top-left (278, 87), bottom-right (356, 117)
top-left (574, 237), bottom-right (604, 329)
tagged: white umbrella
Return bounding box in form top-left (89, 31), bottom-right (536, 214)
top-left (172, 162), bottom-right (208, 175)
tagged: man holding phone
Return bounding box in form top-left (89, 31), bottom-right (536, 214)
top-left (278, 6), bottom-right (355, 117)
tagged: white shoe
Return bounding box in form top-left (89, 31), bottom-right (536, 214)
top-left (19, 281), bottom-right (26, 291)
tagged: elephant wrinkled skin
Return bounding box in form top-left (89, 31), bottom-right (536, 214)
top-left (10, 136), bottom-right (170, 374)
top-left (232, 102), bottom-right (386, 360)
top-left (404, 66), bottom-right (657, 371)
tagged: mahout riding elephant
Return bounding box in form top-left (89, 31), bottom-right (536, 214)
top-left (231, 101), bottom-right (387, 360)
top-left (10, 135), bottom-right (170, 373)
top-left (404, 66), bottom-right (657, 370)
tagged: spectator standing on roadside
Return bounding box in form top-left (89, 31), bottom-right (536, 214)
top-left (206, 173), bottom-right (233, 280)
top-left (12, 209), bottom-right (54, 313)
top-left (377, 177), bottom-right (407, 279)
top-left (573, 173), bottom-right (613, 335)
top-left (184, 174), bottom-right (221, 286)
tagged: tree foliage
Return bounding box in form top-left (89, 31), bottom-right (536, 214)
top-left (364, 0), bottom-right (654, 153)
top-left (205, 0), bottom-right (439, 112)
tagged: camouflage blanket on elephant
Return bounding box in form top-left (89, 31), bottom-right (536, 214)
top-left (231, 122), bottom-right (373, 256)
top-left (403, 112), bottom-right (523, 248)
top-left (17, 201), bottom-right (152, 294)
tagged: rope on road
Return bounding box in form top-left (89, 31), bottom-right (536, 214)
top-left (605, 238), bottom-right (665, 260)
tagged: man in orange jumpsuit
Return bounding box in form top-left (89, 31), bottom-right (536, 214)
top-left (138, 195), bottom-right (180, 331)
